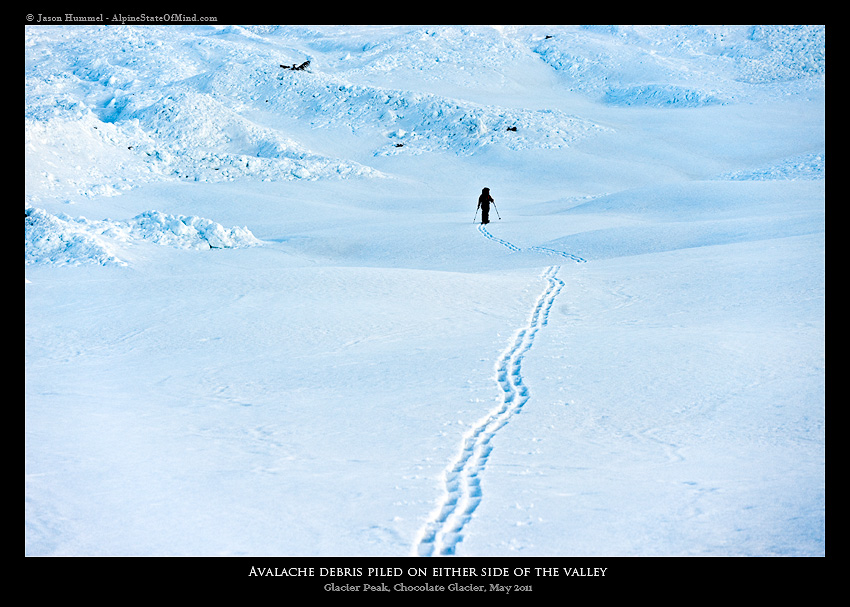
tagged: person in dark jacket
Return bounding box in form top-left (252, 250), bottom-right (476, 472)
top-left (477, 188), bottom-right (494, 224)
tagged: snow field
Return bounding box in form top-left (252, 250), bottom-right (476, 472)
top-left (25, 25), bottom-right (824, 558)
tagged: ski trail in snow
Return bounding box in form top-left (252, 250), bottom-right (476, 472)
top-left (412, 265), bottom-right (564, 556)
top-left (478, 224), bottom-right (586, 262)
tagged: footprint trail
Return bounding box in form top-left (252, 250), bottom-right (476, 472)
top-left (478, 224), bottom-right (586, 263)
top-left (412, 261), bottom-right (565, 556)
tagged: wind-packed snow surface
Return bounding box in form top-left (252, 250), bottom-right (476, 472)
top-left (25, 24), bottom-right (825, 557)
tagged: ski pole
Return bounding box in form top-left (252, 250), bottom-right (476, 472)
top-left (492, 202), bottom-right (501, 220)
top-left (473, 207), bottom-right (479, 223)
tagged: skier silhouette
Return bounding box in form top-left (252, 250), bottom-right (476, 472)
top-left (477, 187), bottom-right (494, 224)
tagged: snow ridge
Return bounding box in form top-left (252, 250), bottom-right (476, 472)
top-left (413, 264), bottom-right (564, 556)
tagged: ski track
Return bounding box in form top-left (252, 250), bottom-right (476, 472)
top-left (413, 232), bottom-right (565, 555)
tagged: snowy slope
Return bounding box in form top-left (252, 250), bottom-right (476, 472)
top-left (25, 25), bottom-right (824, 558)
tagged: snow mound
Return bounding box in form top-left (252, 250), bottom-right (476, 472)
top-left (25, 207), bottom-right (126, 266)
top-left (25, 207), bottom-right (262, 266)
top-left (368, 92), bottom-right (607, 155)
top-left (128, 210), bottom-right (263, 250)
top-left (603, 84), bottom-right (724, 107)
